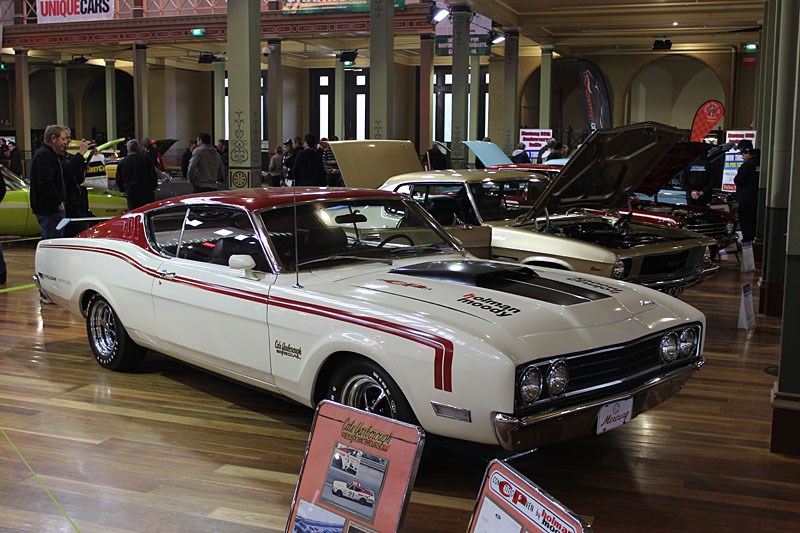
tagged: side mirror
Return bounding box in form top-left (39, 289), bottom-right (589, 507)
top-left (228, 254), bottom-right (257, 278)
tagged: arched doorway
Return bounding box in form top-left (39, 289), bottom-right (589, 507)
top-left (627, 56), bottom-right (725, 130)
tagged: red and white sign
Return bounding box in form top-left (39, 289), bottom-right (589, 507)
top-left (721, 130), bottom-right (757, 192)
top-left (36, 0), bottom-right (115, 24)
top-left (690, 100), bottom-right (725, 142)
top-left (286, 401), bottom-right (425, 533)
top-left (469, 460), bottom-right (591, 533)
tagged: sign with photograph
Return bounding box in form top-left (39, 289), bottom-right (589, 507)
top-left (283, 0), bottom-right (405, 14)
top-left (468, 460), bottom-right (592, 533)
top-left (286, 401), bottom-right (425, 533)
top-left (36, 0), bottom-right (115, 23)
top-left (519, 129), bottom-right (553, 163)
top-left (721, 130), bottom-right (757, 192)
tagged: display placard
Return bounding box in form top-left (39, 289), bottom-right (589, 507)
top-left (519, 129), bottom-right (553, 162)
top-left (283, 0), bottom-right (405, 14)
top-left (721, 130), bottom-right (757, 192)
top-left (286, 401), bottom-right (425, 533)
top-left (738, 282), bottom-right (756, 331)
top-left (468, 460), bottom-right (592, 533)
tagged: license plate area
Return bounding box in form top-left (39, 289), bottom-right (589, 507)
top-left (596, 398), bottom-right (633, 434)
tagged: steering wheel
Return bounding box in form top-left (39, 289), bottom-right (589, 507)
top-left (377, 233), bottom-right (415, 247)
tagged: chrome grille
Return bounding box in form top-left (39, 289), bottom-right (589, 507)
top-left (640, 250), bottom-right (690, 276)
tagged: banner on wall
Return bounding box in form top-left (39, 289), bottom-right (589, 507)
top-left (283, 0), bottom-right (405, 14)
top-left (434, 5), bottom-right (491, 56)
top-left (576, 60), bottom-right (612, 131)
top-left (36, 0), bottom-right (115, 23)
top-left (690, 100), bottom-right (725, 142)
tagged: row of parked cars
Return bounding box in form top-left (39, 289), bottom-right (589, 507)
top-left (33, 122), bottom-right (720, 455)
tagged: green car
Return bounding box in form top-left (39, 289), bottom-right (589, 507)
top-left (0, 166), bottom-right (128, 237)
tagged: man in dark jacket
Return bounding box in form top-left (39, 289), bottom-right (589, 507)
top-left (8, 141), bottom-right (23, 176)
top-left (292, 133), bottom-right (327, 187)
top-left (683, 153), bottom-right (713, 206)
top-left (116, 139), bottom-right (159, 210)
top-left (734, 143), bottom-right (760, 243)
top-left (29, 124), bottom-right (90, 239)
top-left (181, 139), bottom-right (197, 178)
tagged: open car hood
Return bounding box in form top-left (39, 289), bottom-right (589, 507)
top-left (463, 141), bottom-right (513, 166)
top-left (634, 141), bottom-right (712, 196)
top-left (330, 140), bottom-right (423, 188)
top-left (523, 122), bottom-right (687, 220)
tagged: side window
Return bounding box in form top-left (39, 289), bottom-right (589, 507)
top-left (393, 184), bottom-right (413, 197)
top-left (149, 207), bottom-right (188, 257)
top-left (179, 207), bottom-right (270, 271)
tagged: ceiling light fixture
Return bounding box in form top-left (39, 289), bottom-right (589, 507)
top-left (427, 4), bottom-right (449, 25)
top-left (198, 52), bottom-right (217, 64)
top-left (338, 49), bottom-right (358, 66)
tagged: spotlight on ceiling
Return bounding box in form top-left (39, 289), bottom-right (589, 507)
top-left (653, 39), bottom-right (672, 51)
top-left (198, 52), bottom-right (217, 64)
top-left (427, 4), bottom-right (449, 25)
top-left (69, 55), bottom-right (89, 65)
top-left (338, 49), bottom-right (358, 66)
top-left (487, 31), bottom-right (506, 46)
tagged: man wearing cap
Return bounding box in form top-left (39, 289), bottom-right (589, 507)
top-left (282, 138), bottom-right (298, 186)
top-left (734, 141), bottom-right (760, 243)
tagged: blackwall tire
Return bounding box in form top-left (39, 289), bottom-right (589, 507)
top-left (85, 295), bottom-right (146, 371)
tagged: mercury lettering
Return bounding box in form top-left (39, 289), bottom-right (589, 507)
top-left (601, 408), bottom-right (630, 426)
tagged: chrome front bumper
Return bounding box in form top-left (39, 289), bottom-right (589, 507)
top-left (494, 359), bottom-right (704, 451)
top-left (639, 263), bottom-right (719, 294)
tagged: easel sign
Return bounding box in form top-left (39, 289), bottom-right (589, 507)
top-left (286, 400), bottom-right (425, 533)
top-left (468, 460), bottom-right (592, 533)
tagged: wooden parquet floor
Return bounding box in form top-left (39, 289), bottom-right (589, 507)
top-left (1, 241), bottom-right (797, 532)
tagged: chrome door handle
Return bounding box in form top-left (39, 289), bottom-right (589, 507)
top-left (157, 270), bottom-right (176, 280)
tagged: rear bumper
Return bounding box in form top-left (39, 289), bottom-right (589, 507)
top-left (493, 359), bottom-right (703, 451)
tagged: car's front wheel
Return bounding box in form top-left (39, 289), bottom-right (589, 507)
top-left (85, 294), bottom-right (146, 371)
top-left (327, 358), bottom-right (416, 423)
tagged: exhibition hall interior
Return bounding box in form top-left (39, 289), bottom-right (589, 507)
top-left (2, 0), bottom-right (800, 531)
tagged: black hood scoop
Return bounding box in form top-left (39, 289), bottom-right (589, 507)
top-left (389, 261), bottom-right (611, 306)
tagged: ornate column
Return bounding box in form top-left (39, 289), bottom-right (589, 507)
top-left (132, 44), bottom-right (149, 139)
top-left (267, 38), bottom-right (283, 152)
top-left (503, 30), bottom-right (520, 154)
top-left (370, 0), bottom-right (394, 139)
top-left (335, 57), bottom-right (345, 140)
top-left (469, 53), bottom-right (481, 164)
top-left (105, 60), bottom-right (117, 140)
top-left (54, 64), bottom-right (68, 126)
top-left (226, 0), bottom-right (262, 188)
top-left (450, 3), bottom-right (471, 168)
top-left (539, 45), bottom-right (553, 129)
top-left (418, 33), bottom-right (434, 155)
top-left (213, 62), bottom-right (226, 146)
top-left (14, 49), bottom-right (31, 176)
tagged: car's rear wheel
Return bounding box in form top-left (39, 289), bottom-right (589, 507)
top-left (327, 358), bottom-right (415, 423)
top-left (86, 295), bottom-right (146, 371)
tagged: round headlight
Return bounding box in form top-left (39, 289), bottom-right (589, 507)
top-left (726, 221), bottom-right (735, 235)
top-left (660, 332), bottom-right (679, 362)
top-left (703, 246), bottom-right (712, 263)
top-left (519, 366), bottom-right (543, 403)
top-left (546, 360), bottom-right (569, 396)
top-left (678, 328), bottom-right (697, 357)
top-left (612, 259), bottom-right (626, 279)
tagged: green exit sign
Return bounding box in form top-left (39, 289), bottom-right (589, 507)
top-left (191, 28), bottom-right (206, 37)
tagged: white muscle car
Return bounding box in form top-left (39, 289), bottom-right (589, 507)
top-left (35, 187), bottom-right (705, 452)
top-left (331, 480), bottom-right (375, 507)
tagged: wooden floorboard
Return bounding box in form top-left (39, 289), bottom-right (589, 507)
top-left (1, 241), bottom-right (797, 532)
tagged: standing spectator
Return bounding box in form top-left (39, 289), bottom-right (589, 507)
top-left (30, 125), bottom-right (90, 239)
top-left (545, 142), bottom-right (564, 162)
top-left (217, 138), bottom-right (229, 187)
top-left (511, 143), bottom-right (532, 164)
top-left (116, 139), bottom-right (159, 210)
top-left (187, 132), bottom-right (224, 193)
top-left (425, 143), bottom-right (448, 170)
top-left (292, 133), bottom-right (327, 187)
top-left (282, 138), bottom-right (298, 186)
top-left (734, 142), bottom-right (761, 243)
top-left (321, 136), bottom-right (342, 186)
top-left (267, 145), bottom-right (283, 187)
top-left (0, 138), bottom-right (9, 167)
top-left (8, 141), bottom-right (23, 176)
top-left (537, 138), bottom-right (556, 164)
top-left (181, 139), bottom-right (197, 178)
top-left (62, 141), bottom-right (93, 237)
top-left (683, 153), bottom-right (713, 206)
top-left (142, 137), bottom-right (162, 171)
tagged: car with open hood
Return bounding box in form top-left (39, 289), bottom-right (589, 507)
top-left (1, 166), bottom-right (127, 237)
top-left (332, 122), bottom-right (718, 295)
top-left (469, 139), bottom-right (738, 253)
top-left (35, 187), bottom-right (705, 452)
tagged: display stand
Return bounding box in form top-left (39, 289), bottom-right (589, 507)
top-left (468, 460), bottom-right (592, 533)
top-left (738, 282), bottom-right (756, 331)
top-left (741, 241), bottom-right (755, 273)
top-left (286, 401), bottom-right (425, 533)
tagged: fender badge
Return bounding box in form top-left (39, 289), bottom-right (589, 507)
top-left (640, 299), bottom-right (655, 307)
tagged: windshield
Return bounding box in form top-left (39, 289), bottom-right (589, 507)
top-left (2, 168), bottom-right (28, 191)
top-left (468, 179), bottom-right (548, 221)
top-left (260, 197), bottom-right (460, 270)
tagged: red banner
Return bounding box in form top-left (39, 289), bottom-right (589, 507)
top-left (690, 100), bottom-right (725, 142)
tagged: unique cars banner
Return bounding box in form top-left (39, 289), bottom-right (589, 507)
top-left (690, 100), bottom-right (725, 142)
top-left (576, 60), bottom-right (612, 132)
top-left (36, 0), bottom-right (115, 23)
top-left (283, 0), bottom-right (405, 14)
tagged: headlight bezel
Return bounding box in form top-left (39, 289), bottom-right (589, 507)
top-left (519, 366), bottom-right (543, 404)
top-left (546, 359), bottom-right (569, 396)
